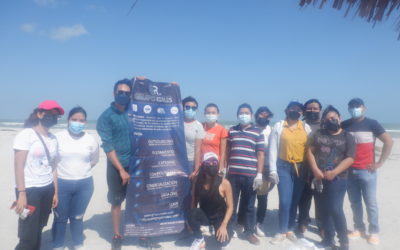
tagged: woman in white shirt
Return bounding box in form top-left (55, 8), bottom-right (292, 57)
top-left (13, 100), bottom-right (64, 250)
top-left (52, 107), bottom-right (99, 250)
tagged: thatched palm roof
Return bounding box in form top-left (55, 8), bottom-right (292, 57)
top-left (299, 0), bottom-right (400, 38)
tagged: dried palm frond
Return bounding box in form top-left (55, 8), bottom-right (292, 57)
top-left (299, 0), bottom-right (400, 38)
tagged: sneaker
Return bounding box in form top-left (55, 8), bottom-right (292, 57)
top-left (367, 234), bottom-right (380, 245)
top-left (348, 230), bottom-right (366, 240)
top-left (111, 234), bottom-right (123, 250)
top-left (190, 237), bottom-right (205, 250)
top-left (200, 226), bottom-right (210, 236)
top-left (255, 223), bottom-right (265, 237)
top-left (298, 224), bottom-right (307, 234)
top-left (316, 240), bottom-right (336, 250)
top-left (235, 224), bottom-right (244, 235)
top-left (286, 231), bottom-right (297, 242)
top-left (270, 234), bottom-right (286, 245)
top-left (232, 230), bottom-right (238, 238)
top-left (209, 225), bottom-right (215, 235)
top-left (247, 234), bottom-right (260, 245)
top-left (138, 238), bottom-right (163, 250)
top-left (74, 246), bottom-right (86, 250)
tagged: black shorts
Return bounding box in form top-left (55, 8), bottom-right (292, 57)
top-left (107, 161), bottom-right (128, 206)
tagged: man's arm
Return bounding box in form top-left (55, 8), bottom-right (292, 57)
top-left (369, 132), bottom-right (393, 171)
top-left (107, 151), bottom-right (130, 185)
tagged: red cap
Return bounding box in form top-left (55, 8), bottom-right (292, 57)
top-left (37, 100), bottom-right (64, 115)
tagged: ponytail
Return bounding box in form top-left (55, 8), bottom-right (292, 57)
top-left (24, 109), bottom-right (40, 128)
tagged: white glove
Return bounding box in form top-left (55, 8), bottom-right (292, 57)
top-left (253, 173), bottom-right (263, 191)
top-left (268, 171), bottom-right (279, 185)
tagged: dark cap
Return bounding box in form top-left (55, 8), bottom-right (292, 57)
top-left (286, 101), bottom-right (304, 111)
top-left (348, 98), bottom-right (364, 108)
top-left (237, 103), bottom-right (253, 115)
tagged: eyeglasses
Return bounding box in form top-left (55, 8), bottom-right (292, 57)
top-left (184, 105), bottom-right (197, 111)
top-left (117, 90), bottom-right (131, 96)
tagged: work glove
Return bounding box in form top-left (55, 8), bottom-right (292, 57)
top-left (268, 171), bottom-right (279, 185)
top-left (253, 173), bottom-right (263, 191)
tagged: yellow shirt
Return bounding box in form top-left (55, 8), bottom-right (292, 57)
top-left (279, 120), bottom-right (308, 163)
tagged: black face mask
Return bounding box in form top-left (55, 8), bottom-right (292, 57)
top-left (40, 114), bottom-right (58, 128)
top-left (115, 93), bottom-right (130, 106)
top-left (305, 111), bottom-right (320, 122)
top-left (324, 119), bottom-right (340, 133)
top-left (256, 117), bottom-right (270, 127)
top-left (287, 111), bottom-right (301, 120)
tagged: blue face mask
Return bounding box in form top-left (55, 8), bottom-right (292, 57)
top-left (69, 121), bottom-right (85, 135)
top-left (238, 114), bottom-right (252, 125)
top-left (349, 107), bottom-right (363, 119)
top-left (184, 109), bottom-right (196, 119)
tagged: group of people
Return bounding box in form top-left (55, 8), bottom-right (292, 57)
top-left (12, 78), bottom-right (393, 250)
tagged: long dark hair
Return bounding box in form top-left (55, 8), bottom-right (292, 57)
top-left (24, 108), bottom-right (41, 128)
top-left (194, 159), bottom-right (221, 198)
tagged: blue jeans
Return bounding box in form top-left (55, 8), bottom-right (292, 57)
top-left (347, 169), bottom-right (379, 234)
top-left (52, 177), bottom-right (94, 248)
top-left (228, 174), bottom-right (257, 236)
top-left (277, 158), bottom-right (306, 234)
top-left (320, 178), bottom-right (348, 246)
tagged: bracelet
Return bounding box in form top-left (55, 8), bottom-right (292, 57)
top-left (18, 190), bottom-right (26, 193)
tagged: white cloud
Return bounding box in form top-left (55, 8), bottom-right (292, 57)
top-left (33, 0), bottom-right (57, 6)
top-left (49, 24), bottom-right (88, 40)
top-left (21, 23), bottom-right (37, 33)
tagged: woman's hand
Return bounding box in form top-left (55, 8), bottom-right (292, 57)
top-left (15, 192), bottom-right (27, 214)
top-left (324, 170), bottom-right (337, 181)
top-left (52, 194), bottom-right (58, 208)
top-left (216, 224), bottom-right (229, 242)
top-left (312, 168), bottom-right (324, 180)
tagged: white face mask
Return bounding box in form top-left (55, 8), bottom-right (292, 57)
top-left (349, 107), bottom-right (363, 119)
top-left (238, 114), bottom-right (252, 125)
top-left (205, 114), bottom-right (218, 123)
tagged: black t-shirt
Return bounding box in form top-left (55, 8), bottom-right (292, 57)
top-left (309, 129), bottom-right (356, 178)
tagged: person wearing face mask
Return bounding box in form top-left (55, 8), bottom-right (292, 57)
top-left (52, 107), bottom-right (99, 250)
top-left (97, 79), bottom-right (136, 250)
top-left (297, 99), bottom-right (324, 235)
top-left (182, 96), bottom-right (206, 179)
top-left (252, 106), bottom-right (274, 237)
top-left (13, 100), bottom-right (64, 250)
top-left (226, 103), bottom-right (265, 245)
top-left (201, 103), bottom-right (228, 173)
top-left (269, 101), bottom-right (312, 245)
top-left (341, 98), bottom-right (393, 246)
top-left (307, 105), bottom-right (356, 250)
top-left (189, 153), bottom-right (234, 250)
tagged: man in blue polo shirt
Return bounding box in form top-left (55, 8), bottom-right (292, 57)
top-left (227, 103), bottom-right (265, 245)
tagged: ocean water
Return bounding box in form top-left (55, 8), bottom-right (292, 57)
top-left (1, 120), bottom-right (400, 138)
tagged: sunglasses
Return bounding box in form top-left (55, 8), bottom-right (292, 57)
top-left (117, 90), bottom-right (131, 96)
top-left (184, 105), bottom-right (197, 111)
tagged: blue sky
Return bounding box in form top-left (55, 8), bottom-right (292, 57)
top-left (0, 0), bottom-right (399, 123)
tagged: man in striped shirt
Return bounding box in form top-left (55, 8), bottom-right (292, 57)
top-left (227, 103), bottom-right (265, 245)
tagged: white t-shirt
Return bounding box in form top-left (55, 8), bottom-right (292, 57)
top-left (55, 130), bottom-right (99, 180)
top-left (184, 120), bottom-right (205, 161)
top-left (262, 125), bottom-right (272, 164)
top-left (13, 128), bottom-right (58, 188)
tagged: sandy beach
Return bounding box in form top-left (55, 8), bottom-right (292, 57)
top-left (1, 128), bottom-right (399, 250)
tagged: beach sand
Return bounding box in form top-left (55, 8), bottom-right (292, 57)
top-left (1, 128), bottom-right (399, 250)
